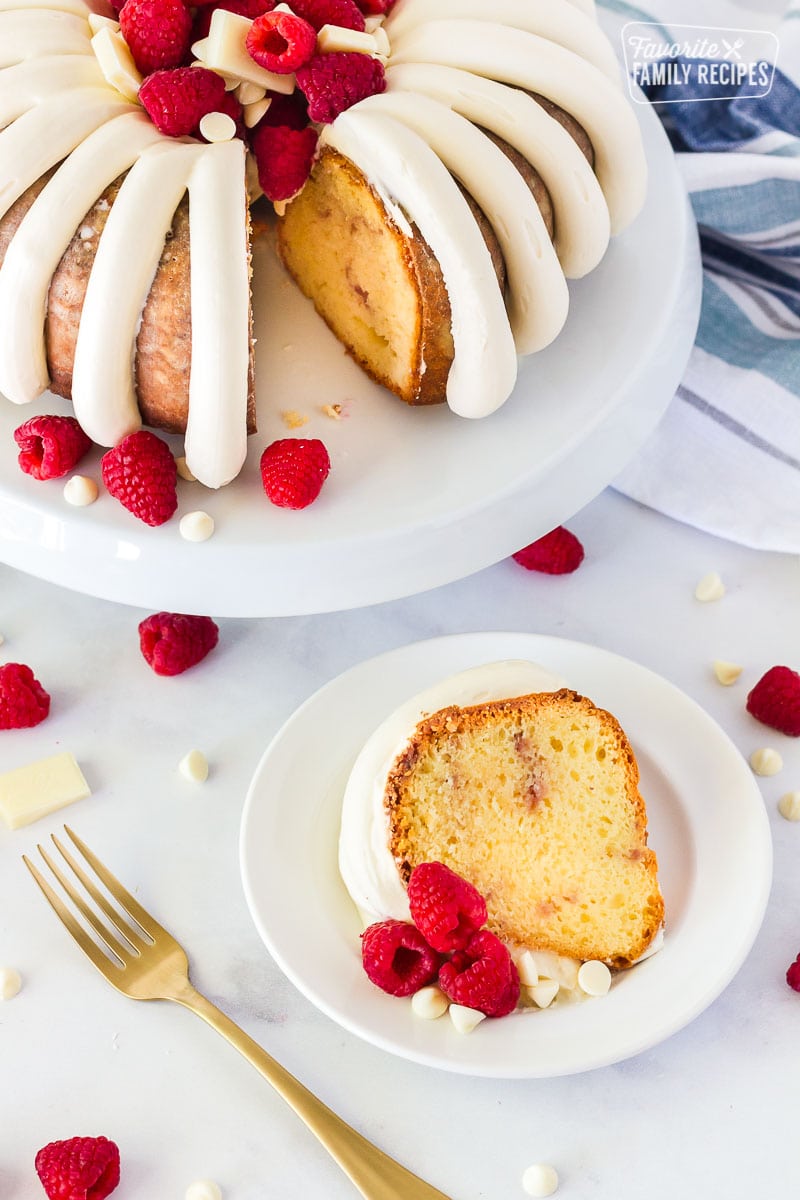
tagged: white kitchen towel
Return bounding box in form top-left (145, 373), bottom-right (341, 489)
top-left (599, 0), bottom-right (800, 552)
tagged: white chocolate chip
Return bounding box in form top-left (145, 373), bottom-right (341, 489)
top-left (778, 792), bottom-right (800, 821)
top-left (363, 16), bottom-right (384, 33)
top-left (179, 751), bottom-right (209, 783)
top-left (199, 110), bottom-right (237, 142)
top-left (530, 949), bottom-right (580, 991)
top-left (175, 456), bottom-right (197, 482)
top-left (577, 960), bottom-right (612, 997)
top-left (0, 967), bottom-right (22, 1000)
top-left (63, 475), bottom-right (99, 507)
top-left (529, 980), bottom-right (559, 1009)
top-left (750, 747), bottom-right (783, 777)
top-left (244, 97), bottom-right (271, 127)
top-left (88, 12), bottom-right (119, 33)
top-left (713, 660), bottom-right (743, 686)
top-left (448, 1004), bottom-right (486, 1034)
top-left (237, 80), bottom-right (266, 105)
top-left (191, 36), bottom-right (210, 60)
top-left (371, 24), bottom-right (390, 56)
top-left (410, 986), bottom-right (448, 1020)
top-left (179, 511), bottom-right (215, 542)
top-left (515, 949), bottom-right (539, 987)
top-left (522, 1164), bottom-right (559, 1198)
top-left (695, 571), bottom-right (725, 602)
top-left (185, 1182), bottom-right (222, 1200)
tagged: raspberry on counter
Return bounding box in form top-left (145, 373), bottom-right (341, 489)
top-left (138, 612), bottom-right (219, 676)
top-left (746, 666), bottom-right (800, 737)
top-left (512, 526), bottom-right (585, 575)
top-left (0, 663), bottom-right (50, 730)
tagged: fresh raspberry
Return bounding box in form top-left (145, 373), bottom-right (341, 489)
top-left (787, 957), bottom-right (800, 992)
top-left (14, 415), bottom-right (92, 481)
top-left (138, 612), bottom-right (219, 676)
top-left (250, 122), bottom-right (317, 202)
top-left (260, 437), bottom-right (330, 509)
top-left (296, 52), bottom-right (385, 124)
top-left (288, 0), bottom-right (365, 32)
top-left (257, 88), bottom-right (310, 131)
top-left (746, 666), bottom-right (800, 737)
top-left (246, 11), bottom-right (316, 74)
top-left (361, 919), bottom-right (442, 997)
top-left (119, 0), bottom-right (193, 75)
top-left (192, 0), bottom-right (273, 38)
top-left (355, 0), bottom-right (395, 13)
top-left (407, 862), bottom-right (488, 953)
top-left (139, 66), bottom-right (229, 137)
top-left (0, 663), bottom-right (50, 730)
top-left (512, 526), bottom-right (585, 575)
top-left (438, 929), bottom-right (520, 1017)
top-left (34, 1136), bottom-right (120, 1200)
top-left (101, 431), bottom-right (177, 527)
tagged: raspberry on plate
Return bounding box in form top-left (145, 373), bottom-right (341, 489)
top-left (438, 929), bottom-right (520, 1017)
top-left (246, 11), bottom-right (317, 74)
top-left (139, 66), bottom-right (228, 137)
top-left (260, 437), bottom-right (330, 509)
top-left (512, 526), bottom-right (585, 575)
top-left (361, 919), bottom-right (442, 997)
top-left (407, 861), bottom-right (488, 953)
top-left (35, 1135), bottom-right (120, 1200)
top-left (0, 663), bottom-right (50, 730)
top-left (14, 415), bottom-right (92, 481)
top-left (138, 612), bottom-right (219, 676)
top-left (119, 0), bottom-right (193, 75)
top-left (101, 430), bottom-right (178, 526)
top-left (251, 123), bottom-right (318, 202)
top-left (746, 666), bottom-right (800, 737)
top-left (296, 51), bottom-right (385, 124)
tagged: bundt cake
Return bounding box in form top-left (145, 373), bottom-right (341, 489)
top-left (0, 0), bottom-right (647, 486)
top-left (339, 661), bottom-right (664, 970)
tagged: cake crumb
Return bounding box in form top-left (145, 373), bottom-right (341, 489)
top-left (321, 403), bottom-right (347, 420)
top-left (281, 409), bottom-right (308, 430)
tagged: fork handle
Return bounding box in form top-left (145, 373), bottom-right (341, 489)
top-left (173, 981), bottom-right (453, 1200)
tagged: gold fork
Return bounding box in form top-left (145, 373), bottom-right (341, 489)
top-left (24, 827), bottom-right (453, 1200)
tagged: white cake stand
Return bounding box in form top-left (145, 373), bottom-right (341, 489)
top-left (0, 99), bottom-right (701, 617)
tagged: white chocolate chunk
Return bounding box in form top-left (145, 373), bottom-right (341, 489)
top-left (206, 10), bottom-right (297, 92)
top-left (515, 949), bottom-right (539, 988)
top-left (88, 13), bottom-right (119, 34)
top-left (316, 24), bottom-right (380, 55)
top-left (179, 750), bottom-right (210, 783)
top-left (185, 1182), bottom-right (222, 1200)
top-left (363, 16), bottom-right (384, 34)
top-left (750, 747), bottom-right (783, 777)
top-left (91, 26), bottom-right (142, 102)
top-left (175, 456), bottom-right (197, 482)
top-left (411, 985), bottom-right (448, 1020)
top-left (0, 967), bottom-right (22, 1000)
top-left (199, 111), bottom-right (237, 143)
top-left (531, 949), bottom-right (580, 991)
top-left (577, 960), bottom-right (612, 997)
top-left (778, 791), bottom-right (800, 821)
top-left (695, 571), bottom-right (725, 602)
top-left (237, 80), bottom-right (267, 105)
top-left (191, 37), bottom-right (210, 60)
top-left (63, 475), bottom-right (98, 507)
top-left (372, 25), bottom-right (390, 57)
top-left (448, 1004), bottom-right (486, 1034)
top-left (522, 1164), bottom-right (559, 1198)
top-left (713, 660), bottom-right (743, 686)
top-left (0, 753), bottom-right (91, 830)
top-left (244, 97), bottom-right (271, 128)
top-left (529, 980), bottom-right (559, 1009)
top-left (179, 511), bottom-right (215, 542)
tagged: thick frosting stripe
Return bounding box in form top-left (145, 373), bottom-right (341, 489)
top-left (388, 19), bottom-right (646, 236)
top-left (0, 88), bottom-right (133, 219)
top-left (0, 10), bottom-right (92, 65)
top-left (322, 108), bottom-right (518, 419)
top-left (0, 112), bottom-right (165, 406)
top-left (385, 63), bottom-right (610, 280)
top-left (385, 0), bottom-right (620, 84)
top-left (184, 140), bottom-right (250, 490)
top-left (0, 54), bottom-right (103, 127)
top-left (358, 91), bottom-right (569, 355)
top-left (0, 0), bottom-right (93, 12)
top-left (71, 142), bottom-right (205, 447)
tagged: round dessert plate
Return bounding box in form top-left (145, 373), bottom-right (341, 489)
top-left (0, 94), bottom-right (701, 616)
top-left (240, 632), bottom-right (772, 1079)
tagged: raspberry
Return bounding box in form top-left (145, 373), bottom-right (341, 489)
top-left (139, 66), bottom-right (228, 137)
top-left (260, 437), bottom-right (330, 509)
top-left (257, 88), bottom-right (309, 131)
top-left (787, 957), bottom-right (800, 992)
top-left (296, 51), bottom-right (385, 124)
top-left (138, 612), bottom-right (219, 676)
top-left (407, 862), bottom-right (488, 953)
top-left (14, 415), bottom-right (92, 481)
top-left (746, 666), bottom-right (800, 737)
top-left (250, 122), bottom-right (317, 202)
top-left (119, 0), bottom-right (193, 75)
top-left (438, 929), bottom-right (520, 1017)
top-left (0, 663), bottom-right (50, 730)
top-left (34, 1136), bottom-right (120, 1200)
top-left (361, 919), bottom-right (442, 997)
top-left (246, 11), bottom-right (316, 73)
top-left (288, 0), bottom-right (364, 32)
top-left (512, 526), bottom-right (585, 575)
top-left (101, 431), bottom-right (177, 526)
top-left (355, 0), bottom-right (395, 13)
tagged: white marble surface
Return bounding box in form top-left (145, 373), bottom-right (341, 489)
top-left (1, 487), bottom-right (799, 1200)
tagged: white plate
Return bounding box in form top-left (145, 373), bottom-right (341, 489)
top-left (0, 98), bottom-right (701, 617)
top-left (240, 632), bottom-right (772, 1079)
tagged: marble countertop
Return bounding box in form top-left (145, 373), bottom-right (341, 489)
top-left (1, 486), bottom-right (799, 1200)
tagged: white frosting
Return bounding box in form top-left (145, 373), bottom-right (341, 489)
top-left (0, 9), bottom-right (92, 64)
top-left (338, 660), bottom-right (565, 924)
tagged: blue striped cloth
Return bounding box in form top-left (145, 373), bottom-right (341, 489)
top-left (600, 0), bottom-right (800, 552)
